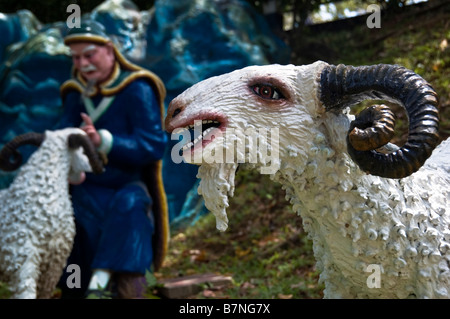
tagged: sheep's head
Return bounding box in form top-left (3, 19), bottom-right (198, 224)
top-left (0, 128), bottom-right (104, 184)
top-left (166, 63), bottom-right (323, 230)
top-left (64, 128), bottom-right (104, 184)
top-left (165, 65), bottom-right (319, 167)
top-left (165, 61), bottom-right (440, 231)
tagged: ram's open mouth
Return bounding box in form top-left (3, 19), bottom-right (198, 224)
top-left (180, 119), bottom-right (222, 151)
top-left (168, 112), bottom-right (228, 155)
top-left (166, 108), bottom-right (229, 158)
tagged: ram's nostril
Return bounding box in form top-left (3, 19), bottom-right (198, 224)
top-left (172, 108), bottom-right (182, 118)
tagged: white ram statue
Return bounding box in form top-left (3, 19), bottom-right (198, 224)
top-left (165, 61), bottom-right (450, 298)
top-left (0, 128), bottom-right (104, 299)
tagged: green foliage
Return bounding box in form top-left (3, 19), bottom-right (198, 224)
top-left (143, 270), bottom-right (163, 299)
top-left (85, 287), bottom-right (113, 299)
top-left (386, 22), bottom-right (450, 138)
top-left (0, 281), bottom-right (12, 299)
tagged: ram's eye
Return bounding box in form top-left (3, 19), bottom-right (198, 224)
top-left (251, 84), bottom-right (284, 100)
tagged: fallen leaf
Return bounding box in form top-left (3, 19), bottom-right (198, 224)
top-left (257, 233), bottom-right (281, 248)
top-left (278, 293), bottom-right (293, 299)
top-left (239, 281), bottom-right (256, 290)
top-left (440, 39), bottom-right (448, 51)
top-left (290, 282), bottom-right (305, 289)
top-left (433, 63), bottom-right (440, 71)
top-left (189, 249), bottom-right (208, 262)
top-left (235, 247), bottom-right (251, 257)
top-left (186, 268), bottom-right (197, 275)
top-left (173, 232), bottom-right (186, 242)
top-left (203, 289), bottom-right (216, 298)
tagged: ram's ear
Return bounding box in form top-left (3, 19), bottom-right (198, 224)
top-left (297, 61), bottom-right (331, 116)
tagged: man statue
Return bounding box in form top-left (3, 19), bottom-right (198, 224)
top-left (57, 20), bottom-right (169, 298)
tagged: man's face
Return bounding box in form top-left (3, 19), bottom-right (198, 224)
top-left (69, 42), bottom-right (115, 83)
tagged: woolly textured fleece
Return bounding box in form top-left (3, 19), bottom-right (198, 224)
top-left (0, 128), bottom-right (98, 298)
top-left (165, 62), bottom-right (450, 298)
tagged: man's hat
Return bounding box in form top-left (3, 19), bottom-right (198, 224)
top-left (64, 20), bottom-right (111, 46)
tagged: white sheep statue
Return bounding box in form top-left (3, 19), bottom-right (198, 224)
top-left (165, 61), bottom-right (450, 298)
top-left (0, 128), bottom-right (104, 299)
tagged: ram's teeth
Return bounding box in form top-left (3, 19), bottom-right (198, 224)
top-left (180, 120), bottom-right (221, 151)
top-left (184, 120), bottom-right (220, 130)
top-left (202, 127), bottom-right (214, 136)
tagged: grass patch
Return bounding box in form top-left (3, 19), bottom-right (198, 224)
top-left (157, 170), bottom-right (324, 299)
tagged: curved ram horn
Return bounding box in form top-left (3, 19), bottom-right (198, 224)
top-left (67, 134), bottom-right (104, 175)
top-left (319, 64), bottom-right (440, 179)
top-left (348, 104), bottom-right (396, 151)
top-left (0, 132), bottom-right (45, 171)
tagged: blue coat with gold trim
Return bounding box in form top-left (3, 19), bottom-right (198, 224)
top-left (58, 61), bottom-right (168, 288)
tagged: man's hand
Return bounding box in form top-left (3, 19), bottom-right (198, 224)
top-left (80, 112), bottom-right (101, 147)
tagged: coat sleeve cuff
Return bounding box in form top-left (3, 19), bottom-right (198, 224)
top-left (97, 129), bottom-right (113, 155)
